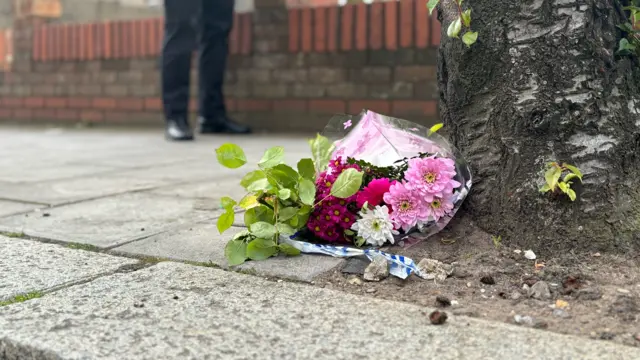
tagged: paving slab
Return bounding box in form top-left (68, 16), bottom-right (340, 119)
top-left (1, 262), bottom-right (638, 360)
top-left (0, 236), bottom-right (137, 301)
top-left (0, 176), bottom-right (174, 205)
top-left (114, 223), bottom-right (344, 282)
top-left (0, 200), bottom-right (43, 218)
top-left (0, 163), bottom-right (119, 183)
top-left (149, 178), bottom-right (247, 200)
top-left (0, 193), bottom-right (222, 248)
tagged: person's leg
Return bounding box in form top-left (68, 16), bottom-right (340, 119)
top-left (161, 0), bottom-right (198, 140)
top-left (197, 0), bottom-right (251, 134)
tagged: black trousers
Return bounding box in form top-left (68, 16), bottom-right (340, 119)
top-left (161, 0), bottom-right (234, 121)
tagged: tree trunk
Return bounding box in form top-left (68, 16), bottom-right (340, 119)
top-left (437, 0), bottom-right (640, 253)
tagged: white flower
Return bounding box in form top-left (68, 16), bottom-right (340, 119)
top-left (351, 205), bottom-right (398, 247)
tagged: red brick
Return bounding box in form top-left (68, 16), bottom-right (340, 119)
top-left (225, 98), bottom-right (236, 112)
top-left (369, 2), bottom-right (383, 50)
top-left (32, 26), bottom-right (42, 61)
top-left (45, 97), bottom-right (68, 108)
top-left (3, 97), bottom-right (23, 107)
top-left (80, 110), bottom-right (104, 122)
top-left (144, 97), bottom-right (163, 111)
top-left (273, 99), bottom-right (307, 112)
top-left (416, 0), bottom-right (430, 48)
top-left (0, 108), bottom-right (11, 118)
top-left (384, 1), bottom-right (398, 50)
top-left (55, 109), bottom-right (79, 121)
top-left (341, 5), bottom-right (354, 51)
top-left (62, 24), bottom-right (70, 61)
top-left (104, 111), bottom-right (129, 123)
top-left (230, 13), bottom-right (240, 55)
top-left (116, 98), bottom-right (144, 111)
top-left (92, 97), bottom-right (117, 109)
top-left (348, 100), bottom-right (391, 115)
top-left (309, 99), bottom-right (346, 114)
top-left (321, 7), bottom-right (335, 52)
top-left (70, 24), bottom-right (78, 60)
top-left (33, 109), bottom-right (51, 119)
top-left (392, 100), bottom-right (437, 116)
top-left (236, 99), bottom-right (272, 112)
top-left (314, 7), bottom-right (327, 52)
top-left (13, 109), bottom-right (32, 119)
top-left (301, 8), bottom-right (312, 53)
top-left (134, 20), bottom-right (144, 58)
top-left (68, 97), bottom-right (92, 108)
top-left (288, 9), bottom-right (300, 52)
top-left (24, 97), bottom-right (44, 108)
top-left (240, 13), bottom-right (252, 55)
top-left (104, 22), bottom-right (113, 59)
top-left (355, 3), bottom-right (367, 51)
top-left (87, 24), bottom-right (95, 60)
top-left (400, 0), bottom-right (414, 48)
top-left (431, 13), bottom-right (441, 46)
top-left (154, 18), bottom-right (164, 56)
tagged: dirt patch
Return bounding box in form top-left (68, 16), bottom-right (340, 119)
top-left (315, 215), bottom-right (640, 347)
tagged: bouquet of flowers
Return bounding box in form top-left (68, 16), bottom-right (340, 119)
top-left (215, 110), bottom-right (471, 275)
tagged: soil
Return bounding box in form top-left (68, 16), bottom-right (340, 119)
top-left (315, 215), bottom-right (640, 347)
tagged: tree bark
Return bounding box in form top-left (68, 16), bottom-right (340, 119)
top-left (437, 0), bottom-right (640, 253)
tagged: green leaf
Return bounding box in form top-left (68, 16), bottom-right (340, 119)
top-left (618, 38), bottom-right (637, 54)
top-left (562, 163), bottom-right (583, 180)
top-left (427, 0), bottom-right (440, 15)
top-left (297, 158), bottom-right (316, 180)
top-left (232, 229), bottom-right (252, 241)
top-left (462, 31), bottom-right (478, 47)
top-left (259, 146), bottom-right (285, 169)
top-left (558, 181), bottom-right (569, 193)
top-left (278, 243), bottom-right (301, 256)
top-left (215, 144), bottom-right (247, 169)
top-left (250, 221), bottom-right (277, 239)
top-left (355, 236), bottom-right (366, 247)
top-left (244, 206), bottom-right (275, 226)
top-left (308, 134), bottom-right (335, 173)
top-left (298, 178), bottom-right (316, 205)
top-left (266, 164), bottom-right (299, 189)
top-left (217, 211), bottom-right (235, 234)
top-left (428, 123), bottom-right (443, 135)
top-left (344, 229), bottom-right (355, 236)
top-left (566, 188), bottom-right (577, 201)
top-left (246, 239), bottom-right (278, 261)
top-left (563, 173), bottom-right (580, 184)
top-left (330, 168), bottom-right (364, 199)
top-left (461, 9), bottom-right (472, 27)
top-left (240, 170), bottom-right (266, 189)
top-left (239, 194), bottom-right (259, 209)
top-left (278, 188), bottom-right (292, 200)
top-left (539, 184), bottom-right (551, 193)
top-left (298, 205), bottom-right (312, 215)
top-left (225, 240), bottom-right (248, 266)
top-left (447, 17), bottom-right (462, 38)
top-left (246, 178), bottom-right (273, 193)
top-left (544, 165), bottom-right (562, 192)
top-left (220, 196), bottom-right (236, 211)
top-left (276, 223), bottom-right (296, 235)
top-left (279, 207), bottom-right (299, 221)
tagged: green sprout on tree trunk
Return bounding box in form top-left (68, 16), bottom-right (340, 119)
top-left (540, 162), bottom-right (583, 202)
top-left (427, 0), bottom-right (478, 47)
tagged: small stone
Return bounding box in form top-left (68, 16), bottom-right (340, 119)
top-left (341, 257), bottom-right (370, 275)
top-left (363, 255), bottom-right (389, 282)
top-left (617, 288), bottom-right (630, 294)
top-left (277, 279), bottom-right (283, 283)
top-left (592, 252), bottom-right (601, 257)
top-left (575, 287), bottom-right (603, 301)
top-left (451, 268), bottom-right (471, 279)
top-left (553, 309), bottom-right (570, 318)
top-left (429, 310), bottom-right (448, 325)
top-left (366, 288), bottom-right (376, 294)
top-left (417, 258), bottom-right (453, 282)
top-left (528, 281), bottom-right (551, 300)
top-left (480, 289), bottom-right (486, 293)
top-left (450, 300), bottom-right (460, 306)
top-left (511, 291), bottom-right (522, 300)
top-left (513, 249), bottom-right (522, 254)
top-left (524, 250), bottom-right (536, 260)
top-left (133, 302), bottom-right (144, 308)
top-left (140, 228), bottom-right (145, 231)
top-left (600, 332), bottom-right (616, 340)
top-left (466, 282), bottom-right (472, 288)
top-left (480, 274), bottom-right (496, 285)
top-left (435, 295), bottom-right (451, 307)
top-left (172, 295), bottom-right (179, 300)
top-left (513, 314), bottom-right (534, 326)
top-left (562, 275), bottom-right (583, 293)
top-left (348, 277), bottom-right (363, 286)
top-left (42, 213), bottom-right (50, 217)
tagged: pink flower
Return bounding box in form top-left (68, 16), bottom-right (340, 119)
top-left (343, 120), bottom-right (352, 129)
top-left (426, 195), bottom-right (455, 222)
top-left (382, 181), bottom-right (430, 232)
top-left (356, 178), bottom-right (394, 208)
top-left (404, 157), bottom-right (461, 201)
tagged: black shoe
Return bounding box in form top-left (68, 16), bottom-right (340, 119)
top-left (165, 118), bottom-right (194, 141)
top-left (198, 116), bottom-right (252, 134)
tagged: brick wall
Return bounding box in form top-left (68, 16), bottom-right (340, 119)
top-left (0, 0), bottom-right (441, 133)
